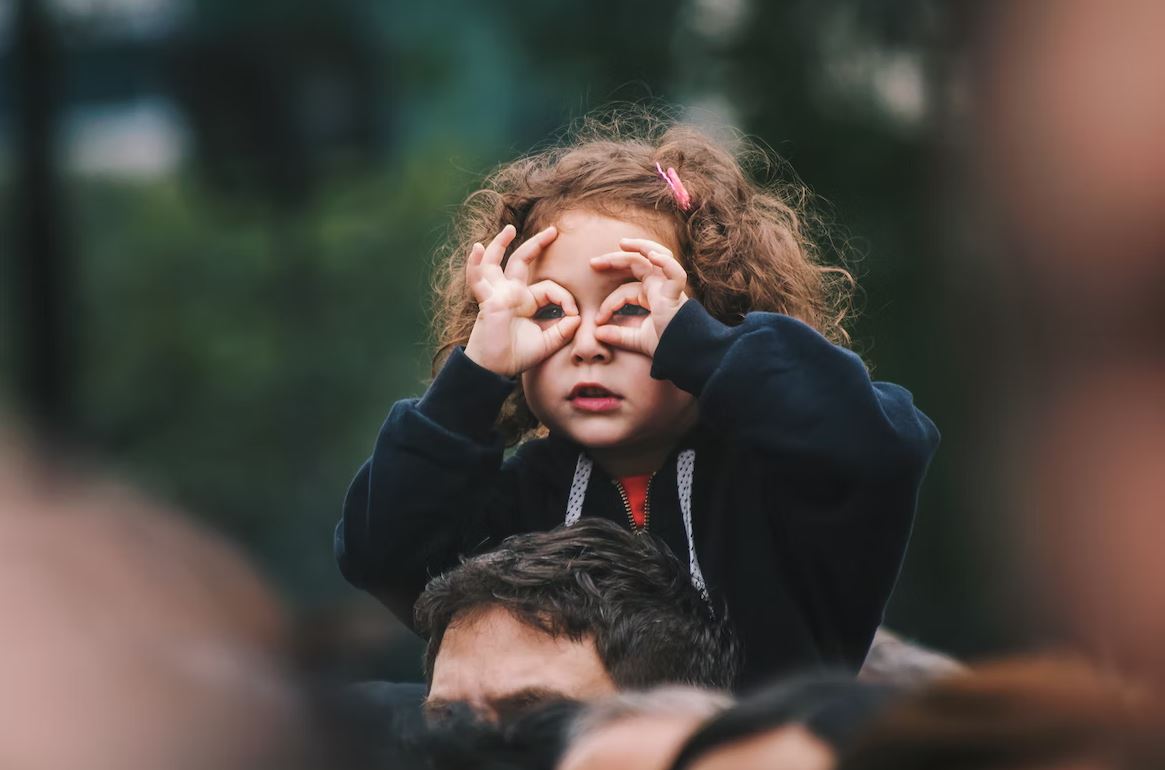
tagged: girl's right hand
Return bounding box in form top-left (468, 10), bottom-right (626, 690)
top-left (463, 224), bottom-right (581, 377)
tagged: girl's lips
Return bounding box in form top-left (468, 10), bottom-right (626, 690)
top-left (567, 383), bottom-right (623, 412)
top-left (569, 396), bottom-right (622, 413)
top-left (568, 382), bottom-right (622, 399)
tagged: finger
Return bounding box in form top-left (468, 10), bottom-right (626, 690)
top-left (619, 237), bottom-right (673, 260)
top-left (542, 315), bottom-right (581, 352)
top-left (593, 323), bottom-right (650, 355)
top-left (465, 242), bottom-right (486, 279)
top-left (643, 249), bottom-right (688, 285)
top-left (590, 252), bottom-right (656, 280)
top-left (483, 225), bottom-right (517, 268)
top-left (595, 282), bottom-right (647, 324)
top-left (527, 280), bottom-right (578, 316)
top-left (504, 225), bottom-right (558, 283)
top-left (465, 243), bottom-right (491, 300)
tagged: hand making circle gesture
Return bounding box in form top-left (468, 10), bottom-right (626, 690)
top-left (463, 224), bottom-right (581, 377)
top-left (590, 237), bottom-right (689, 357)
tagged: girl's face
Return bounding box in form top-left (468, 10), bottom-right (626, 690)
top-left (520, 210), bottom-right (698, 471)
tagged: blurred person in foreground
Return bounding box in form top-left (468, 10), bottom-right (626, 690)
top-left (666, 673), bottom-right (902, 770)
top-left (838, 656), bottom-right (1165, 770)
top-left (0, 435), bottom-right (311, 770)
top-left (975, 0), bottom-right (1165, 685)
top-left (421, 700), bottom-right (585, 770)
top-left (557, 686), bottom-right (732, 770)
top-left (414, 519), bottom-right (739, 721)
top-left (858, 627), bottom-right (965, 687)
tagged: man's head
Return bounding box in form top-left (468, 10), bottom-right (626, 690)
top-left (415, 519), bottom-right (739, 718)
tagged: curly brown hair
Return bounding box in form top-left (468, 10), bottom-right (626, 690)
top-left (431, 107), bottom-right (855, 444)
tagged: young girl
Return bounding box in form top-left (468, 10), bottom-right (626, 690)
top-left (337, 112), bottom-right (939, 688)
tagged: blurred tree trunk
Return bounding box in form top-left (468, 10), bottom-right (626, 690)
top-left (13, 0), bottom-right (73, 437)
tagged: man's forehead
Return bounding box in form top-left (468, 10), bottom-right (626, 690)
top-left (429, 606), bottom-right (616, 706)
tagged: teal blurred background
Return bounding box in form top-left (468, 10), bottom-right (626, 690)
top-left (2, 0), bottom-right (1025, 679)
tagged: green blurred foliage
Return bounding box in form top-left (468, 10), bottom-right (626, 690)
top-left (66, 146), bottom-right (489, 601)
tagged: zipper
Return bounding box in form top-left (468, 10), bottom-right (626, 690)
top-left (612, 474), bottom-right (655, 534)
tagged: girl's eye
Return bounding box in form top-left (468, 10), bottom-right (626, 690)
top-left (613, 303), bottom-right (649, 317)
top-left (533, 304), bottom-right (565, 320)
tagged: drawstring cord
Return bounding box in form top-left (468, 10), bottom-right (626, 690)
top-left (564, 450), bottom-right (710, 603)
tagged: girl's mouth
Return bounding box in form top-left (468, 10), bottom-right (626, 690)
top-left (568, 383), bottom-right (623, 413)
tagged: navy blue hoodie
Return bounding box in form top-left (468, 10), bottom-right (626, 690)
top-left (337, 300), bottom-right (939, 687)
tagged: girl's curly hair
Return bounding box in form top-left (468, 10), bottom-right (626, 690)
top-left (431, 108), bottom-right (856, 445)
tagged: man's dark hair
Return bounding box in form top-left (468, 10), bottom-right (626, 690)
top-left (414, 519), bottom-right (739, 691)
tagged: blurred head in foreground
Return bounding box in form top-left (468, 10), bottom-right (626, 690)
top-left (419, 700), bottom-right (584, 770)
top-left (838, 656), bottom-right (1165, 770)
top-left (975, 0), bottom-right (1165, 687)
top-left (415, 519), bottom-right (739, 720)
top-left (0, 436), bottom-right (308, 770)
top-left (558, 686), bottom-right (733, 770)
top-left (668, 673), bottom-right (902, 770)
top-left (858, 627), bottom-right (965, 687)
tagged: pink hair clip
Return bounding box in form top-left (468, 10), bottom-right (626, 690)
top-left (655, 162), bottom-right (693, 211)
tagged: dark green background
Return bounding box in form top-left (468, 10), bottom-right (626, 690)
top-left (2, 0), bottom-right (1032, 679)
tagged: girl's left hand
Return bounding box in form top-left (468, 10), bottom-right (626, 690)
top-left (589, 237), bottom-right (689, 357)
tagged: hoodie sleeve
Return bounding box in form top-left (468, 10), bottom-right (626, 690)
top-left (652, 300), bottom-right (940, 666)
top-left (652, 300), bottom-right (939, 479)
top-left (335, 347), bottom-right (520, 626)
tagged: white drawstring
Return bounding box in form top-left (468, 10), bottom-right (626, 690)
top-left (564, 449), bottom-right (709, 603)
top-left (564, 454), bottom-right (592, 527)
top-left (676, 449), bottom-right (710, 603)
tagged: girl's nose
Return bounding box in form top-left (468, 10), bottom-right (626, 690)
top-left (570, 316), bottom-right (611, 364)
